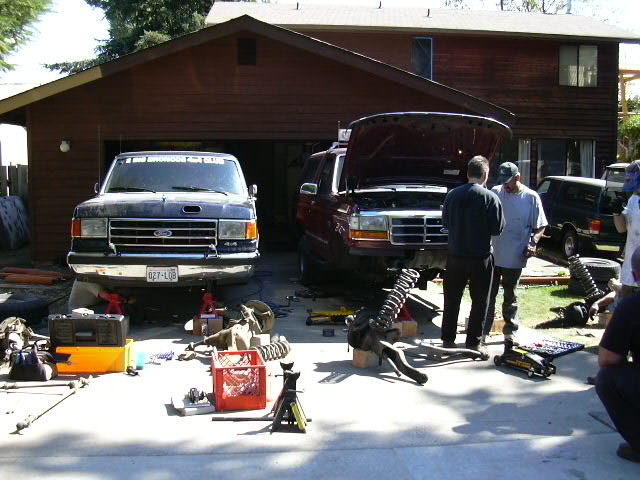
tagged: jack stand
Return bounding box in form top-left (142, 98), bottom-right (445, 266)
top-left (270, 362), bottom-right (308, 433)
top-left (98, 293), bottom-right (126, 315)
top-left (395, 305), bottom-right (413, 322)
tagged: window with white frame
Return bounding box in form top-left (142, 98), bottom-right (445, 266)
top-left (537, 139), bottom-right (595, 179)
top-left (412, 37), bottom-right (432, 79)
top-left (559, 45), bottom-right (597, 87)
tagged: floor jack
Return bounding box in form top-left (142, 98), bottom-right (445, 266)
top-left (493, 340), bottom-right (556, 378)
top-left (306, 306), bottom-right (355, 326)
top-left (210, 362), bottom-right (310, 433)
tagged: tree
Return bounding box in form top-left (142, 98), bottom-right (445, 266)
top-left (0, 0), bottom-right (51, 71)
top-left (47, 1), bottom-right (261, 74)
top-left (619, 96), bottom-right (640, 161)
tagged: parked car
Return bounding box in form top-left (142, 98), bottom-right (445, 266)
top-left (536, 175), bottom-right (626, 258)
top-left (67, 151), bottom-right (259, 287)
top-left (295, 112), bottom-right (511, 286)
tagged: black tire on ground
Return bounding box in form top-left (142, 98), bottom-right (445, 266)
top-left (562, 229), bottom-right (579, 259)
top-left (0, 293), bottom-right (49, 326)
top-left (573, 257), bottom-right (621, 282)
top-left (297, 237), bottom-right (321, 286)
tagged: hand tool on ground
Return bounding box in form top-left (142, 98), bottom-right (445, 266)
top-left (306, 306), bottom-right (355, 325)
top-left (14, 376), bottom-right (91, 432)
top-left (413, 339), bottom-right (489, 362)
top-left (2, 378), bottom-right (88, 390)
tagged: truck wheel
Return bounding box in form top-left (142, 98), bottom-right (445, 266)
top-left (298, 237), bottom-right (320, 285)
top-left (574, 257), bottom-right (620, 283)
top-left (0, 293), bottom-right (49, 327)
top-left (562, 229), bottom-right (579, 259)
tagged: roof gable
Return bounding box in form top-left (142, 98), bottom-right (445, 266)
top-left (206, 3), bottom-right (640, 43)
top-left (0, 15), bottom-right (513, 125)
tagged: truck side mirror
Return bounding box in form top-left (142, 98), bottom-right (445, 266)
top-left (249, 184), bottom-right (258, 197)
top-left (299, 183), bottom-right (318, 195)
top-left (94, 183), bottom-right (100, 194)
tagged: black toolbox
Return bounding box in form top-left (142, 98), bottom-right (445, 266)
top-left (48, 313), bottom-right (129, 347)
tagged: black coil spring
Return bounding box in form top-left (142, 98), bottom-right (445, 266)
top-left (251, 341), bottom-right (291, 361)
top-left (371, 268), bottom-right (420, 330)
top-left (568, 255), bottom-right (603, 299)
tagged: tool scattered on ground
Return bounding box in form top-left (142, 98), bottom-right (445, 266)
top-left (306, 306), bottom-right (355, 325)
top-left (14, 376), bottom-right (92, 432)
top-left (172, 388), bottom-right (215, 416)
top-left (517, 338), bottom-right (584, 359)
top-left (2, 379), bottom-right (86, 390)
top-left (493, 340), bottom-right (556, 378)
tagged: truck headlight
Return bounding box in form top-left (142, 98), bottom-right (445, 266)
top-left (349, 215), bottom-right (388, 240)
top-left (71, 218), bottom-right (107, 238)
top-left (219, 220), bottom-right (258, 240)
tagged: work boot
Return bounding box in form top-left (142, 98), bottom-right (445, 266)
top-left (466, 342), bottom-right (489, 359)
top-left (617, 443), bottom-right (640, 463)
top-left (442, 340), bottom-right (457, 349)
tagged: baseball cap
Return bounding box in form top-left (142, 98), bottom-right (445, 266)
top-left (496, 162), bottom-right (520, 185)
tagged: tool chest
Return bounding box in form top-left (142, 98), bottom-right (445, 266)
top-left (48, 313), bottom-right (129, 347)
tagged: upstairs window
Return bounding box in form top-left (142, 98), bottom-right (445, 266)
top-left (237, 38), bottom-right (257, 65)
top-left (559, 45), bottom-right (597, 87)
top-left (412, 37), bottom-right (432, 79)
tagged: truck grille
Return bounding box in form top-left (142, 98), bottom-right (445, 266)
top-left (109, 219), bottom-right (217, 254)
top-left (390, 216), bottom-right (447, 245)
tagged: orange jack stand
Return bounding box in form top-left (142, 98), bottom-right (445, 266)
top-left (98, 292), bottom-right (127, 315)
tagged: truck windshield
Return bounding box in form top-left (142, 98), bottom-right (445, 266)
top-left (103, 155), bottom-right (245, 195)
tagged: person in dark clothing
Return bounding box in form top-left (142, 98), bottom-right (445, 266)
top-left (440, 156), bottom-right (505, 355)
top-left (595, 245), bottom-right (640, 463)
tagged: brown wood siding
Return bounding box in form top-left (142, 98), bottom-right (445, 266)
top-left (307, 30), bottom-right (619, 179)
top-left (27, 32), bottom-right (468, 261)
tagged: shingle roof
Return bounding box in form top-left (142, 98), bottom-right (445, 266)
top-left (206, 3), bottom-right (640, 43)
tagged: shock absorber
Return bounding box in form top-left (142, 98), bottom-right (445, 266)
top-left (371, 268), bottom-right (420, 331)
top-left (568, 255), bottom-right (603, 300)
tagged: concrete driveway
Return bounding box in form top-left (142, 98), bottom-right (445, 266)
top-left (1, 252), bottom-right (636, 479)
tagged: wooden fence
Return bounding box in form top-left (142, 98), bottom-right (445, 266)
top-left (0, 164), bottom-right (28, 197)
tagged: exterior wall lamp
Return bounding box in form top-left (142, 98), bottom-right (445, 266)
top-left (60, 140), bottom-right (71, 153)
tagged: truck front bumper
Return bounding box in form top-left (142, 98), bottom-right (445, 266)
top-left (67, 251), bottom-right (259, 286)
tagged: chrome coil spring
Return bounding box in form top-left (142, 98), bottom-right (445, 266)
top-left (568, 255), bottom-right (603, 299)
top-left (371, 268), bottom-right (420, 330)
top-left (251, 341), bottom-right (291, 361)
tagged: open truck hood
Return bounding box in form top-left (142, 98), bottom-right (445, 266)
top-left (343, 112), bottom-right (511, 189)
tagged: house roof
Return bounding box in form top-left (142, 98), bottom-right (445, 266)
top-left (206, 3), bottom-right (640, 43)
top-left (0, 15), bottom-right (513, 126)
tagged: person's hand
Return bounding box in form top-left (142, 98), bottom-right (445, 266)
top-left (589, 303), bottom-right (599, 318)
top-left (524, 241), bottom-right (537, 258)
top-left (611, 196), bottom-right (626, 215)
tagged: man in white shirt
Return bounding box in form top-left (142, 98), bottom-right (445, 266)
top-left (482, 162), bottom-right (547, 341)
top-left (613, 160), bottom-right (640, 298)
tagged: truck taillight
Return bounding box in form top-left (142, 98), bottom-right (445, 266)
top-left (589, 220), bottom-right (601, 234)
top-left (71, 219), bottom-right (81, 237)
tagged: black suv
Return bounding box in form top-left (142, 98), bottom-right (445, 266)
top-left (537, 176), bottom-right (625, 258)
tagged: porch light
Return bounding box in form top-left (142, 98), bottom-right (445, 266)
top-left (60, 140), bottom-right (71, 153)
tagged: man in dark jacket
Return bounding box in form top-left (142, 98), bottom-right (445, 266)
top-left (596, 245), bottom-right (640, 463)
top-left (440, 156), bottom-right (505, 355)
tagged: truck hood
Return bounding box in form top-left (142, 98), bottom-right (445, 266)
top-left (74, 192), bottom-right (255, 219)
top-left (343, 112), bottom-right (511, 189)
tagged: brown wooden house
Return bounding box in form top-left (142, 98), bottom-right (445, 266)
top-left (0, 4), bottom-right (638, 262)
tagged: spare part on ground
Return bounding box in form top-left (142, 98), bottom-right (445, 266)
top-left (568, 255), bottom-right (618, 299)
top-left (251, 340), bottom-right (291, 361)
top-left (1, 316), bottom-right (49, 362)
top-left (15, 376), bottom-right (91, 432)
top-left (414, 339), bottom-right (489, 362)
top-left (186, 302), bottom-right (274, 352)
top-left (493, 340), bottom-right (556, 378)
top-left (347, 269), bottom-right (428, 384)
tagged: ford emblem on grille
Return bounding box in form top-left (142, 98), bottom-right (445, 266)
top-left (440, 228), bottom-right (449, 234)
top-left (154, 229), bottom-right (173, 237)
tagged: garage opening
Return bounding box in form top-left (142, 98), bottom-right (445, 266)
top-left (103, 139), bottom-right (332, 251)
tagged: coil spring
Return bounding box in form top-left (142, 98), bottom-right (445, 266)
top-left (568, 255), bottom-right (603, 299)
top-left (251, 341), bottom-right (291, 361)
top-left (371, 268), bottom-right (420, 330)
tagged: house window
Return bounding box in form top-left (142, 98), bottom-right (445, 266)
top-left (412, 37), bottom-right (432, 79)
top-left (559, 45), bottom-right (597, 87)
top-left (237, 38), bottom-right (256, 65)
top-left (537, 139), bottom-right (595, 179)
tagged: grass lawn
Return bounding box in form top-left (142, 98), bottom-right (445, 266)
top-left (456, 284), bottom-right (605, 353)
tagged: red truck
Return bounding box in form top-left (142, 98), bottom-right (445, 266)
top-left (295, 112), bottom-right (511, 287)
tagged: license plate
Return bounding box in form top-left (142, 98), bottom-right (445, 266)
top-left (146, 266), bottom-right (178, 283)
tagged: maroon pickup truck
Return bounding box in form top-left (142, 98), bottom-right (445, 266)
top-left (295, 112), bottom-right (511, 287)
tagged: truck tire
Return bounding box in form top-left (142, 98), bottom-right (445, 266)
top-left (562, 228), bottom-right (579, 259)
top-left (298, 237), bottom-right (321, 285)
top-left (574, 257), bottom-right (621, 282)
top-left (0, 293), bottom-right (49, 326)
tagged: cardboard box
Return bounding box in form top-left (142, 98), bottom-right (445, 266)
top-left (192, 309), bottom-right (225, 336)
top-left (392, 320), bottom-right (418, 337)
